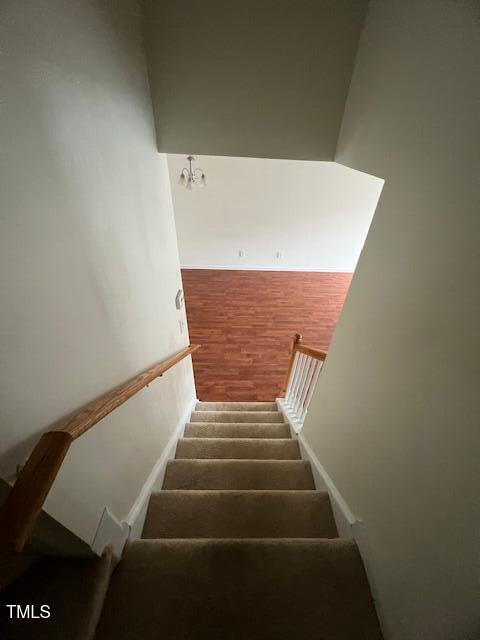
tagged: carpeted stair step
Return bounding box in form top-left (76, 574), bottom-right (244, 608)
top-left (142, 490), bottom-right (338, 539)
top-left (0, 548), bottom-right (115, 640)
top-left (175, 437), bottom-right (300, 460)
top-left (184, 422), bottom-right (291, 439)
top-left (163, 459), bottom-right (315, 490)
top-left (190, 410), bottom-right (284, 423)
top-left (96, 539), bottom-right (383, 640)
top-left (196, 401), bottom-right (278, 412)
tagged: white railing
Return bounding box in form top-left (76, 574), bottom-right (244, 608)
top-left (277, 334), bottom-right (326, 432)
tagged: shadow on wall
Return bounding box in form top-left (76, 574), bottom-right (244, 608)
top-left (0, 0), bottom-right (194, 547)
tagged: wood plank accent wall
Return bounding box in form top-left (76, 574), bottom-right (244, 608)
top-left (181, 269), bottom-right (352, 401)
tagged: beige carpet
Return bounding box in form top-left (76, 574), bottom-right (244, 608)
top-left (189, 409), bottom-right (284, 423)
top-left (97, 539), bottom-right (382, 640)
top-left (96, 402), bottom-right (383, 639)
top-left (163, 459), bottom-right (315, 489)
top-left (142, 490), bottom-right (338, 539)
top-left (175, 436), bottom-right (301, 459)
top-left (184, 421), bottom-right (291, 438)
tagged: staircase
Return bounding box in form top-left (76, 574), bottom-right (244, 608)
top-left (0, 401), bottom-right (382, 639)
top-left (96, 401), bottom-right (383, 639)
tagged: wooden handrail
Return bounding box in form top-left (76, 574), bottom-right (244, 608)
top-left (0, 344), bottom-right (200, 552)
top-left (295, 344), bottom-right (327, 361)
top-left (279, 334), bottom-right (327, 397)
top-left (51, 344), bottom-right (200, 439)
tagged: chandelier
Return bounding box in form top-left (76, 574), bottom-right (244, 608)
top-left (178, 155), bottom-right (207, 190)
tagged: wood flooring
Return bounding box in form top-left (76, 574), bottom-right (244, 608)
top-left (181, 269), bottom-right (351, 401)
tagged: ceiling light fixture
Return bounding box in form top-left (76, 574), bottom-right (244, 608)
top-left (178, 155), bottom-right (207, 190)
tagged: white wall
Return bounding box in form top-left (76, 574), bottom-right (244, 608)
top-left (0, 0), bottom-right (195, 545)
top-left (302, 1), bottom-right (480, 639)
top-left (168, 156), bottom-right (383, 272)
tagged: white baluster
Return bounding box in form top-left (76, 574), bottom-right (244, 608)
top-left (289, 353), bottom-right (305, 410)
top-left (298, 356), bottom-right (316, 415)
top-left (285, 352), bottom-right (300, 404)
top-left (299, 360), bottom-right (323, 423)
top-left (293, 355), bottom-right (310, 420)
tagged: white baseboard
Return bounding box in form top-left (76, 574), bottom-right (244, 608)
top-left (276, 398), bottom-right (360, 540)
top-left (181, 264), bottom-right (352, 273)
top-left (297, 431), bottom-right (359, 539)
top-left (280, 420), bottom-right (386, 635)
top-left (124, 395), bottom-right (197, 539)
top-left (91, 507), bottom-right (129, 558)
top-left (297, 433), bottom-right (388, 634)
top-left (276, 398), bottom-right (303, 436)
top-left (90, 395), bottom-right (197, 555)
top-left (276, 397), bottom-right (359, 538)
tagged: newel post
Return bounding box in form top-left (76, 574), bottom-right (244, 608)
top-left (279, 333), bottom-right (302, 397)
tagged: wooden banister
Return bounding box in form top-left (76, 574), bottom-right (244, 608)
top-left (279, 335), bottom-right (326, 397)
top-left (295, 344), bottom-right (327, 361)
top-left (51, 344), bottom-right (200, 439)
top-left (0, 344), bottom-right (200, 552)
top-left (278, 333), bottom-right (327, 428)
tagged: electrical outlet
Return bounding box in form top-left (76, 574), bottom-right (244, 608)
top-left (238, 249), bottom-right (245, 258)
top-left (275, 250), bottom-right (283, 259)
